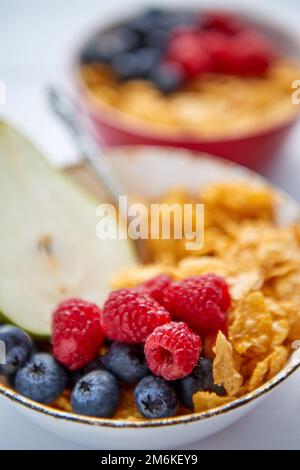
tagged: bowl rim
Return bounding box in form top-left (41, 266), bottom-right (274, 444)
top-left (71, 3), bottom-right (300, 144)
top-left (0, 358), bottom-right (299, 428)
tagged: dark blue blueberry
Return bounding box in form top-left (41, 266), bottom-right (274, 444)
top-left (135, 375), bottom-right (179, 419)
top-left (103, 342), bottom-right (149, 384)
top-left (0, 325), bottom-right (33, 376)
top-left (150, 62), bottom-right (184, 94)
top-left (15, 353), bottom-right (67, 404)
top-left (112, 48), bottom-right (161, 80)
top-left (71, 370), bottom-right (119, 418)
top-left (70, 356), bottom-right (104, 385)
top-left (163, 11), bottom-right (199, 30)
top-left (128, 9), bottom-right (165, 36)
top-left (134, 48), bottom-right (161, 77)
top-left (111, 51), bottom-right (140, 80)
top-left (144, 28), bottom-right (170, 49)
top-left (80, 28), bottom-right (139, 64)
top-left (178, 357), bottom-right (226, 410)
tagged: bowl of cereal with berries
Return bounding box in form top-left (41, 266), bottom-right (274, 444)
top-left (1, 122), bottom-right (300, 449)
top-left (75, 5), bottom-right (300, 169)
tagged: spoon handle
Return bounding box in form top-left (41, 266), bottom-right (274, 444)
top-left (48, 87), bottom-right (150, 262)
top-left (48, 87), bottom-right (125, 206)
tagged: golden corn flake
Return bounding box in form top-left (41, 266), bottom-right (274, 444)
top-left (102, 178), bottom-right (300, 417)
top-left (271, 269), bottom-right (300, 302)
top-left (229, 292), bottom-right (273, 356)
top-left (176, 256), bottom-right (228, 279)
top-left (267, 346), bottom-right (288, 380)
top-left (52, 390), bottom-right (72, 413)
top-left (248, 346), bottom-right (288, 391)
top-left (213, 332), bottom-right (243, 396)
top-left (83, 60), bottom-right (300, 139)
top-left (286, 305), bottom-right (300, 342)
top-left (201, 183), bottom-right (275, 220)
top-left (271, 319), bottom-right (290, 346)
top-left (256, 227), bottom-right (300, 276)
top-left (264, 297), bottom-right (289, 318)
top-left (193, 391), bottom-right (234, 412)
top-left (248, 355), bottom-right (270, 391)
top-left (240, 356), bottom-right (263, 379)
top-left (228, 269), bottom-right (264, 301)
top-left (111, 264), bottom-right (175, 289)
top-left (114, 385), bottom-right (143, 421)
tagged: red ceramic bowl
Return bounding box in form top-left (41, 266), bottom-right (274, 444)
top-left (73, 4), bottom-right (300, 170)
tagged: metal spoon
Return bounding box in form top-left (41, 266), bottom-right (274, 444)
top-left (48, 86), bottom-right (127, 207)
top-left (47, 86), bottom-right (148, 262)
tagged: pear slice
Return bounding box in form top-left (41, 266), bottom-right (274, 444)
top-left (0, 122), bottom-right (136, 338)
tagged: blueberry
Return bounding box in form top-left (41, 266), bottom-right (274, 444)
top-left (111, 51), bottom-right (140, 80)
top-left (163, 12), bottom-right (199, 31)
top-left (112, 48), bottom-right (161, 80)
top-left (178, 357), bottom-right (226, 410)
top-left (15, 353), bottom-right (67, 404)
top-left (128, 9), bottom-right (165, 36)
top-left (134, 48), bottom-right (161, 77)
top-left (0, 325), bottom-right (33, 376)
top-left (135, 375), bottom-right (179, 419)
top-left (150, 62), bottom-right (184, 94)
top-left (71, 370), bottom-right (119, 418)
top-left (144, 28), bottom-right (169, 49)
top-left (80, 28), bottom-right (139, 64)
top-left (103, 343), bottom-right (149, 384)
top-left (70, 356), bottom-right (104, 385)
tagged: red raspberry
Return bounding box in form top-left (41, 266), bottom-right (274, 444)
top-left (207, 30), bottom-right (275, 77)
top-left (209, 274), bottom-right (231, 312)
top-left (203, 332), bottom-right (218, 359)
top-left (144, 322), bottom-right (202, 380)
top-left (163, 274), bottom-right (230, 335)
top-left (138, 274), bottom-right (172, 305)
top-left (101, 289), bottom-right (171, 344)
top-left (202, 11), bottom-right (245, 35)
top-left (52, 298), bottom-right (104, 371)
top-left (167, 29), bottom-right (215, 79)
top-left (199, 30), bottom-right (231, 60)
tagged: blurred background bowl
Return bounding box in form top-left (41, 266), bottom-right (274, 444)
top-left (73, 2), bottom-right (300, 170)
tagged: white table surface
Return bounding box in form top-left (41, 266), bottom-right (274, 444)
top-left (1, 0), bottom-right (300, 450)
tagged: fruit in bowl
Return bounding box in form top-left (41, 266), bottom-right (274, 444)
top-left (75, 7), bottom-right (300, 167)
top-left (1, 123), bottom-right (300, 449)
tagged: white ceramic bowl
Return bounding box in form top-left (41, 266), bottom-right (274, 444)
top-left (1, 147), bottom-right (300, 449)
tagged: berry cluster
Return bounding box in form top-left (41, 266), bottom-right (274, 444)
top-left (81, 8), bottom-right (276, 94)
top-left (1, 273), bottom-right (231, 419)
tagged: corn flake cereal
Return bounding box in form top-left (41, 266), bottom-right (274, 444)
top-left (213, 332), bottom-right (243, 396)
top-left (193, 391), bottom-right (235, 412)
top-left (81, 60), bottom-right (300, 139)
top-left (248, 346), bottom-right (288, 391)
top-left (229, 292), bottom-right (273, 356)
top-left (73, 180), bottom-right (300, 418)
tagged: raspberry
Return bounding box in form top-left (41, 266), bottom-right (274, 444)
top-left (202, 11), bottom-right (245, 35)
top-left (167, 29), bottom-right (215, 79)
top-left (144, 322), bottom-right (202, 380)
top-left (209, 274), bottom-right (231, 312)
top-left (101, 289), bottom-right (171, 344)
top-left (163, 274), bottom-right (230, 335)
top-left (52, 298), bottom-right (104, 371)
top-left (203, 332), bottom-right (218, 359)
top-left (138, 274), bottom-right (173, 305)
top-left (206, 30), bottom-right (275, 77)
